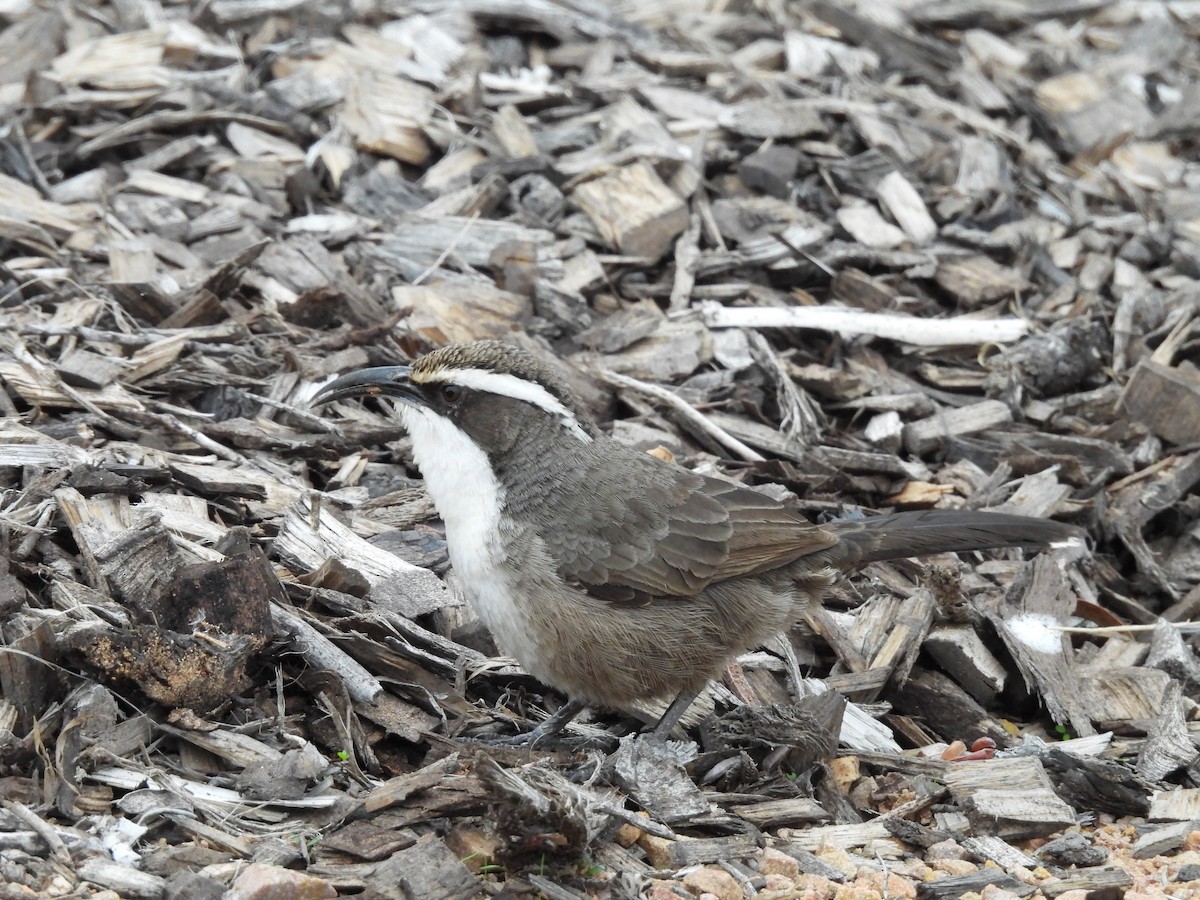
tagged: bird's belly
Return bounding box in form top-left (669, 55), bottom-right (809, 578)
top-left (500, 573), bottom-right (817, 709)
top-left (451, 534), bottom-right (829, 710)
top-left (458, 564), bottom-right (545, 671)
top-left (450, 548), bottom-right (655, 704)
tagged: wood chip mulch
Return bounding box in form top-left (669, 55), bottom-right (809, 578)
top-left (2, 1), bottom-right (1200, 898)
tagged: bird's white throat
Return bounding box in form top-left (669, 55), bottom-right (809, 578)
top-left (396, 403), bottom-right (534, 661)
top-left (397, 403), bottom-right (505, 566)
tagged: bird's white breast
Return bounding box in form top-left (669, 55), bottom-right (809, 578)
top-left (397, 405), bottom-right (539, 664)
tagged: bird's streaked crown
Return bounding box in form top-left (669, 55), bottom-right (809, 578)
top-left (410, 341), bottom-right (598, 441)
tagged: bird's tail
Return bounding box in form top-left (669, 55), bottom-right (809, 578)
top-left (820, 510), bottom-right (1083, 568)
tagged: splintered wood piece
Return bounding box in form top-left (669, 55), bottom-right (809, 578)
top-left (984, 316), bottom-right (1104, 400)
top-left (1132, 820), bottom-right (1196, 859)
top-left (1081, 666), bottom-right (1174, 730)
top-left (395, 283), bottom-right (532, 344)
top-left (0, 172), bottom-right (89, 237)
top-left (336, 67), bottom-right (432, 165)
top-left (363, 754), bottom-right (460, 814)
top-left (778, 820), bottom-right (901, 855)
top-left (1148, 787), bottom-right (1200, 822)
top-left (829, 264), bottom-right (905, 316)
top-left (17, 716), bottom-right (86, 848)
top-left (656, 833), bottom-right (761, 869)
top-left (0, 423), bottom-right (94, 467)
top-left (903, 400), bottom-right (1013, 454)
top-left (914, 870), bottom-right (1031, 900)
top-left (959, 834), bottom-right (1039, 870)
top-left (993, 467), bottom-right (1071, 519)
top-left (1146, 619), bottom-right (1200, 686)
top-left (474, 754), bottom-right (617, 865)
top-left (324, 820), bottom-right (418, 862)
top-left (1034, 70), bottom-right (1154, 156)
top-left (0, 215), bottom-right (57, 255)
top-left (638, 83), bottom-right (726, 129)
top-left (747, 329), bottom-right (823, 445)
top-left (274, 500), bottom-right (452, 619)
top-left (572, 161), bottom-right (689, 260)
top-left (1137, 681), bottom-right (1196, 782)
top-left (126, 332), bottom-right (191, 382)
top-left (1040, 748), bottom-right (1151, 818)
top-left (597, 318), bottom-right (714, 383)
top-left (137, 493), bottom-right (225, 544)
top-left (717, 98), bottom-right (825, 138)
top-left (107, 238), bottom-right (158, 282)
top-left (92, 522), bottom-right (184, 614)
top-left (363, 833), bottom-right (482, 899)
top-left (837, 202), bottom-right (908, 248)
top-left (271, 603), bottom-right (384, 705)
top-left (701, 693), bottom-right (843, 772)
top-left (161, 546), bottom-right (278, 645)
top-left (0, 357), bottom-right (143, 412)
top-left (786, 30), bottom-right (878, 77)
top-left (848, 588), bottom-right (935, 699)
top-left (1039, 868), bottom-right (1135, 897)
top-left (1106, 451), bottom-right (1200, 597)
top-left (991, 554), bottom-right (1094, 738)
top-left (944, 756), bottom-right (1077, 840)
top-left (169, 460), bottom-right (302, 512)
top-left (56, 348), bottom-right (128, 389)
top-left (558, 247), bottom-right (606, 294)
top-left (738, 145), bottom-right (801, 199)
top-left (354, 690), bottom-right (440, 744)
top-left (924, 625), bottom-right (1007, 702)
top-left (888, 669), bottom-right (1007, 747)
top-left (876, 171), bottom-right (937, 245)
top-left (156, 721), bottom-right (283, 767)
top-left (1119, 358), bottom-right (1200, 446)
top-left (492, 104), bottom-right (539, 157)
top-left (726, 798), bottom-right (830, 829)
top-left (0, 9), bottom-right (64, 85)
top-left (3, 628), bottom-right (63, 762)
top-left (379, 215), bottom-right (556, 270)
top-left (75, 859), bottom-right (165, 900)
top-left (610, 733), bottom-right (711, 824)
top-left (933, 255), bottom-right (1026, 306)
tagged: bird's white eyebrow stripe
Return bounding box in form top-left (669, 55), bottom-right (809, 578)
top-left (426, 368), bottom-right (593, 443)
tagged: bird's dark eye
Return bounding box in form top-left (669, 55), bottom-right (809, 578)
top-left (440, 384), bottom-right (464, 405)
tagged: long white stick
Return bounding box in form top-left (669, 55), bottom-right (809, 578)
top-left (695, 302), bottom-right (1029, 347)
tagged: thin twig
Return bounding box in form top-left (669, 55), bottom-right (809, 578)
top-left (411, 212), bottom-right (480, 286)
top-left (599, 369), bottom-right (765, 462)
top-left (127, 406), bottom-right (248, 465)
top-left (1051, 622), bottom-right (1200, 634)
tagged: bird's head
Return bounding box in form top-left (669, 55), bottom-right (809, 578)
top-left (313, 341), bottom-right (599, 466)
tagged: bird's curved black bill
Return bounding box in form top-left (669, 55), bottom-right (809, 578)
top-left (311, 366), bottom-right (423, 407)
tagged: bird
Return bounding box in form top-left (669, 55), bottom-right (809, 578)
top-left (313, 339), bottom-right (1081, 743)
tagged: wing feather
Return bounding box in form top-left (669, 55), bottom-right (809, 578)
top-left (522, 439), bottom-right (836, 600)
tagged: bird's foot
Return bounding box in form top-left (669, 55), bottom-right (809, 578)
top-left (464, 728), bottom-right (556, 749)
top-left (460, 698), bottom-right (597, 750)
top-left (462, 723), bottom-right (618, 753)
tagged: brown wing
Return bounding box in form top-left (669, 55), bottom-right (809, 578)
top-left (527, 440), bottom-right (836, 601)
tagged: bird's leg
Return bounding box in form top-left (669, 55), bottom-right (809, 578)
top-left (650, 688), bottom-right (700, 740)
top-left (526, 696), bottom-right (588, 745)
